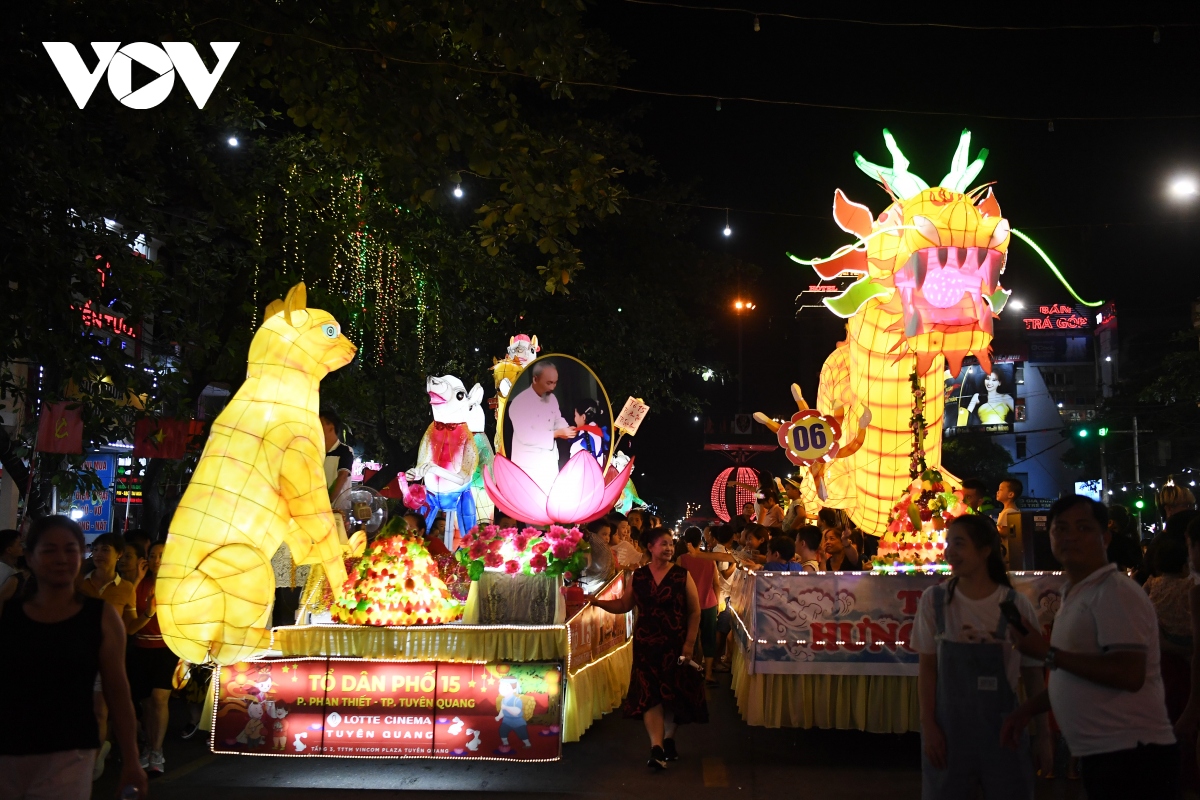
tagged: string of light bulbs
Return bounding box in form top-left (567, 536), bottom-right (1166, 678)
top-left (619, 1), bottom-right (1193, 35)
top-left (199, 18), bottom-right (1200, 124)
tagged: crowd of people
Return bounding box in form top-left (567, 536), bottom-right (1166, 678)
top-left (5, 467), bottom-right (1200, 797)
top-left (582, 478), bottom-right (1200, 800)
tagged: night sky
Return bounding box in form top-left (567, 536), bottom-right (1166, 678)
top-left (582, 4), bottom-right (1200, 518)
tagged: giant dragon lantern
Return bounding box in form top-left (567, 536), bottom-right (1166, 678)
top-left (783, 129), bottom-right (1099, 538)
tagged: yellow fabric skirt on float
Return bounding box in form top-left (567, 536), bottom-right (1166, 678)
top-left (563, 640), bottom-right (632, 742)
top-left (730, 646), bottom-right (920, 733)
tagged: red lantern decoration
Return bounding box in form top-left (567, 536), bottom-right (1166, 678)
top-left (710, 466), bottom-right (763, 522)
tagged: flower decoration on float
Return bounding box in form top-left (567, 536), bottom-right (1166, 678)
top-left (872, 467), bottom-right (965, 574)
top-left (483, 449), bottom-right (633, 527)
top-left (871, 370), bottom-right (964, 574)
top-left (455, 524), bottom-right (590, 582)
top-left (331, 520), bottom-right (463, 626)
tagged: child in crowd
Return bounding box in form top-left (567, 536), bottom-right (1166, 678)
top-left (762, 538), bottom-right (804, 572)
top-left (795, 527), bottom-right (823, 573)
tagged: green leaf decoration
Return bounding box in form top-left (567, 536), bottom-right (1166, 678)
top-left (824, 275), bottom-right (890, 317)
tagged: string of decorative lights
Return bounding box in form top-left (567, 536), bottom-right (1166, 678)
top-left (619, 1), bottom-right (1193, 35)
top-left (197, 19), bottom-right (1200, 124)
top-left (628, 196), bottom-right (1189, 237)
top-left (263, 166), bottom-right (435, 367)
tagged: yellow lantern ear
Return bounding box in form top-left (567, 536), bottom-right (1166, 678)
top-left (264, 299), bottom-right (284, 322)
top-left (283, 282), bottom-right (307, 327)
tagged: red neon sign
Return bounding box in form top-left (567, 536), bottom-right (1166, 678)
top-left (80, 300), bottom-right (138, 339)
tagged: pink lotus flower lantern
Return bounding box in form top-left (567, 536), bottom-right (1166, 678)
top-left (483, 450), bottom-right (634, 526)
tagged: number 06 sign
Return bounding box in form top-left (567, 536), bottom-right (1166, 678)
top-left (777, 410), bottom-right (841, 467)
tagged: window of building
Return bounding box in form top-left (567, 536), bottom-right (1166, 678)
top-left (1016, 435), bottom-right (1027, 459)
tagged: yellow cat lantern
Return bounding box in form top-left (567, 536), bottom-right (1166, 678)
top-left (157, 283), bottom-right (356, 665)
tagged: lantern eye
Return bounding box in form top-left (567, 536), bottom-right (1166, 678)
top-left (456, 391), bottom-right (465, 401)
top-left (321, 324), bottom-right (338, 339)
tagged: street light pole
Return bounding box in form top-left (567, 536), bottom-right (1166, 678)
top-left (737, 311), bottom-right (744, 412)
top-left (1133, 414), bottom-right (1141, 536)
top-left (732, 299), bottom-right (754, 412)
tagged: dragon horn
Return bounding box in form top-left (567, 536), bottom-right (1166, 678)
top-left (752, 411), bottom-right (781, 433)
top-left (854, 129), bottom-right (930, 199)
top-left (939, 129), bottom-right (990, 193)
top-left (790, 383), bottom-right (810, 411)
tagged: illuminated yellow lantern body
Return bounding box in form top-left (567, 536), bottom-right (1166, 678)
top-left (790, 131), bottom-right (1010, 535)
top-left (157, 283), bottom-right (356, 665)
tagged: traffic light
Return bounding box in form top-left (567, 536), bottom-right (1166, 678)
top-left (1134, 498), bottom-right (1146, 510)
top-left (1068, 422), bottom-right (1109, 439)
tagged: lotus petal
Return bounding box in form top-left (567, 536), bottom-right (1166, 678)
top-left (593, 457), bottom-right (635, 523)
top-left (546, 451), bottom-right (607, 524)
top-left (484, 455), bottom-right (552, 526)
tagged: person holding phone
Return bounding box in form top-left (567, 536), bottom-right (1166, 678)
top-left (914, 514), bottom-right (1049, 798)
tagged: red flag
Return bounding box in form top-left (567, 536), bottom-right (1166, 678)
top-left (133, 418), bottom-right (190, 459)
top-left (37, 402), bottom-right (83, 454)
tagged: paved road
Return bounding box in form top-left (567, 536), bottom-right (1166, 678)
top-left (94, 672), bottom-right (1086, 799)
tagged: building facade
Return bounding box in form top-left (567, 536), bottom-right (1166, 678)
top-left (943, 302), bottom-right (1117, 501)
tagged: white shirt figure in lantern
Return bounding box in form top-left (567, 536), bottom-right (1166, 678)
top-left (406, 375), bottom-right (482, 550)
top-left (507, 361), bottom-right (575, 493)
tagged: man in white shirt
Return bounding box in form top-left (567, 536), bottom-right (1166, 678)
top-left (507, 361), bottom-right (574, 492)
top-left (1002, 495), bottom-right (1178, 800)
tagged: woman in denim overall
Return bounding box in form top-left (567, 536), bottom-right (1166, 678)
top-left (917, 515), bottom-right (1049, 799)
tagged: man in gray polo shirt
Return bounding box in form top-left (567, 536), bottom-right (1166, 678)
top-left (1002, 495), bottom-right (1178, 799)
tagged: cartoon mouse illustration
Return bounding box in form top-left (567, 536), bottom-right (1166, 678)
top-left (236, 700), bottom-right (267, 748)
top-left (157, 283), bottom-right (355, 665)
top-left (406, 375), bottom-right (482, 549)
top-left (267, 700), bottom-right (291, 751)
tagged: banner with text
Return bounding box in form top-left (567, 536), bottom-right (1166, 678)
top-left (568, 572), bottom-right (632, 673)
top-left (212, 658), bottom-right (565, 760)
top-left (742, 571), bottom-right (1066, 675)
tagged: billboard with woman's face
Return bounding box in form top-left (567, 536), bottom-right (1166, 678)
top-left (500, 354), bottom-right (613, 493)
top-left (944, 362), bottom-right (1017, 433)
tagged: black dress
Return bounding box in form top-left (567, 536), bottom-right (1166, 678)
top-left (622, 565), bottom-right (708, 723)
top-left (0, 596), bottom-right (103, 754)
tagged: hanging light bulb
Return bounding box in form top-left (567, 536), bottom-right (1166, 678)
top-left (753, 16), bottom-right (760, 32)
top-left (723, 208), bottom-right (732, 237)
top-left (1048, 120), bottom-right (1055, 133)
top-left (453, 185), bottom-right (464, 199)
top-left (1153, 27), bottom-right (1161, 44)
top-left (715, 99), bottom-right (722, 111)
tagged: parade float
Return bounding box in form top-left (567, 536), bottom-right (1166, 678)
top-left (159, 299), bottom-right (638, 761)
top-left (727, 129), bottom-right (1104, 732)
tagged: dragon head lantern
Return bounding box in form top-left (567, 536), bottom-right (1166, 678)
top-left (795, 129), bottom-right (1011, 377)
top-left (781, 129), bottom-right (1100, 535)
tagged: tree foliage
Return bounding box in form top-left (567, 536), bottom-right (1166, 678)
top-left (2, 0), bottom-right (736, 520)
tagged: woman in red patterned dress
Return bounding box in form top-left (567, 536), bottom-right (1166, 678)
top-left (592, 527), bottom-right (707, 769)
